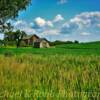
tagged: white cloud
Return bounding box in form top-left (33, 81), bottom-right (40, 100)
top-left (41, 29), bottom-right (60, 35)
top-left (0, 34), bottom-right (4, 40)
top-left (70, 17), bottom-right (91, 29)
top-left (72, 12), bottom-right (100, 27)
top-left (23, 27), bottom-right (36, 34)
top-left (80, 32), bottom-right (90, 36)
top-left (97, 24), bottom-right (100, 28)
top-left (13, 20), bottom-right (36, 34)
top-left (61, 11), bottom-right (100, 35)
top-left (34, 17), bottom-right (46, 27)
top-left (53, 14), bottom-right (64, 23)
top-left (46, 21), bottom-right (54, 27)
top-left (61, 22), bottom-right (79, 34)
top-left (34, 17), bottom-right (54, 28)
top-left (13, 20), bottom-right (28, 29)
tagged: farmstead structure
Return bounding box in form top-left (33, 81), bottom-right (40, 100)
top-left (22, 34), bottom-right (50, 48)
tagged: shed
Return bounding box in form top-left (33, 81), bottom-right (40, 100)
top-left (33, 38), bottom-right (50, 48)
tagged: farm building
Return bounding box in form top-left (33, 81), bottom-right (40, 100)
top-left (22, 34), bottom-right (50, 48)
top-left (34, 38), bottom-right (50, 48)
top-left (22, 34), bottom-right (40, 45)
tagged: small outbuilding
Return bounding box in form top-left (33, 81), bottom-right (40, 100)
top-left (33, 38), bottom-right (50, 48)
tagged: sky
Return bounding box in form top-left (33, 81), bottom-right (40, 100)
top-left (2, 0), bottom-right (100, 42)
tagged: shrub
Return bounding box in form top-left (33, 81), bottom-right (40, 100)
top-left (74, 40), bottom-right (79, 44)
top-left (3, 50), bottom-right (14, 57)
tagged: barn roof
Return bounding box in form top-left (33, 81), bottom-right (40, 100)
top-left (37, 38), bottom-right (50, 43)
top-left (22, 34), bottom-right (50, 43)
top-left (23, 35), bottom-right (32, 40)
top-left (22, 34), bottom-right (39, 40)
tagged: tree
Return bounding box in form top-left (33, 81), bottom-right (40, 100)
top-left (14, 30), bottom-right (26, 48)
top-left (4, 30), bottom-right (26, 48)
top-left (0, 0), bottom-right (31, 32)
top-left (74, 40), bottom-right (79, 44)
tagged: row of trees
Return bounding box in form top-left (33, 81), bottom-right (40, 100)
top-left (50, 40), bottom-right (79, 46)
top-left (0, 0), bottom-right (31, 47)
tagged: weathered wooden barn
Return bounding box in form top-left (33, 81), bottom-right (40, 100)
top-left (22, 34), bottom-right (50, 48)
top-left (22, 34), bottom-right (40, 45)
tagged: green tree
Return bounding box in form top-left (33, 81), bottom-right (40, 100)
top-left (0, 0), bottom-right (31, 32)
top-left (14, 30), bottom-right (26, 48)
top-left (74, 40), bottom-right (79, 44)
top-left (4, 30), bottom-right (26, 48)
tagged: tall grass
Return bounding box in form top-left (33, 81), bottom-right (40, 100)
top-left (0, 54), bottom-right (100, 99)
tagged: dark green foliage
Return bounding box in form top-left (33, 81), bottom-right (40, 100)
top-left (74, 40), bottom-right (79, 44)
top-left (3, 50), bottom-right (14, 57)
top-left (0, 0), bottom-right (31, 32)
top-left (13, 30), bottom-right (26, 48)
top-left (0, 40), bottom-right (4, 46)
top-left (4, 30), bottom-right (27, 48)
top-left (50, 40), bottom-right (73, 46)
top-left (0, 0), bottom-right (31, 20)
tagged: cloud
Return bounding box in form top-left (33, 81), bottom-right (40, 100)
top-left (53, 14), bottom-right (64, 23)
top-left (80, 32), bottom-right (90, 36)
top-left (34, 17), bottom-right (46, 27)
top-left (13, 20), bottom-right (28, 29)
top-left (30, 15), bottom-right (64, 35)
top-left (46, 21), bottom-right (54, 27)
top-left (13, 20), bottom-right (36, 34)
top-left (60, 11), bottom-right (100, 35)
top-left (97, 24), bottom-right (100, 28)
top-left (61, 22), bottom-right (79, 34)
top-left (12, 15), bottom-right (61, 36)
top-left (70, 12), bottom-right (100, 28)
top-left (33, 17), bottom-right (53, 29)
top-left (0, 34), bottom-right (4, 40)
top-left (58, 0), bottom-right (68, 4)
top-left (41, 29), bottom-right (60, 35)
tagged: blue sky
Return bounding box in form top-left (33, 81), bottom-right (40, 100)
top-left (4, 0), bottom-right (100, 42)
top-left (18, 0), bottom-right (100, 21)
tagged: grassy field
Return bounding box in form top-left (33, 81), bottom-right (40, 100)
top-left (0, 43), bottom-right (100, 99)
top-left (0, 47), bottom-right (100, 56)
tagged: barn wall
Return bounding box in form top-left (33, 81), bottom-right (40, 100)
top-left (34, 42), bottom-right (40, 48)
top-left (40, 41), bottom-right (50, 48)
top-left (30, 36), bottom-right (40, 45)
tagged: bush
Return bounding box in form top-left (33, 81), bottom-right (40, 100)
top-left (4, 41), bottom-right (16, 47)
top-left (74, 40), bottom-right (79, 44)
top-left (3, 50), bottom-right (14, 57)
top-left (20, 41), bottom-right (26, 47)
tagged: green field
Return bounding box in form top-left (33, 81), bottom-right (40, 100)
top-left (1, 41), bottom-right (100, 55)
top-left (0, 43), bottom-right (100, 99)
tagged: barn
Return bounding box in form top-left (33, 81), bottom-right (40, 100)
top-left (34, 38), bottom-right (50, 48)
top-left (22, 34), bottom-right (40, 45)
top-left (22, 34), bottom-right (50, 48)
